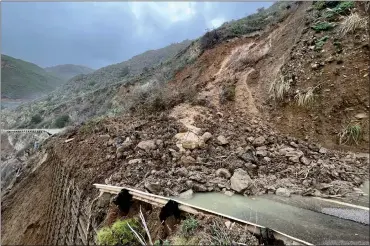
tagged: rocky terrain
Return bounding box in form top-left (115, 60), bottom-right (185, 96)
top-left (1, 1), bottom-right (369, 245)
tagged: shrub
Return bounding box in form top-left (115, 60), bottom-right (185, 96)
top-left (30, 114), bottom-right (42, 124)
top-left (200, 29), bottom-right (220, 51)
top-left (96, 227), bottom-right (116, 245)
top-left (54, 115), bottom-right (70, 128)
top-left (295, 87), bottom-right (316, 107)
top-left (96, 219), bottom-right (142, 245)
top-left (269, 74), bottom-right (290, 100)
top-left (312, 22), bottom-right (335, 32)
top-left (339, 124), bottom-right (362, 145)
top-left (220, 85), bottom-right (236, 103)
top-left (313, 1), bottom-right (340, 10)
top-left (315, 36), bottom-right (329, 50)
top-left (181, 216), bottom-right (199, 237)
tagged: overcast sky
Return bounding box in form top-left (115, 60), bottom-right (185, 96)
top-left (1, 2), bottom-right (272, 69)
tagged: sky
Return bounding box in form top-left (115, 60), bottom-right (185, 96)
top-left (1, 2), bottom-right (272, 69)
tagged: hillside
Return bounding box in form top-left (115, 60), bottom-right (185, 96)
top-left (1, 55), bottom-right (64, 99)
top-left (2, 2), bottom-right (370, 245)
top-left (44, 64), bottom-right (95, 80)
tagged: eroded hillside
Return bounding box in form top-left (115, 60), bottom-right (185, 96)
top-left (1, 2), bottom-right (369, 245)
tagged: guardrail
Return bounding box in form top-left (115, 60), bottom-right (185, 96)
top-left (1, 128), bottom-right (65, 135)
top-left (94, 184), bottom-right (313, 246)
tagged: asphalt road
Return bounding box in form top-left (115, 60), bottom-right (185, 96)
top-left (178, 192), bottom-right (369, 245)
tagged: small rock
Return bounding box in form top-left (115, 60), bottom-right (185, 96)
top-left (193, 183), bottom-right (207, 192)
top-left (225, 221), bottom-right (232, 229)
top-left (300, 156), bottom-right (311, 165)
top-left (117, 141), bottom-right (133, 152)
top-left (215, 168), bottom-right (231, 179)
top-left (290, 141), bottom-right (298, 148)
top-left (276, 187), bottom-right (291, 197)
top-left (253, 136), bottom-right (266, 146)
top-left (355, 113), bottom-right (368, 119)
top-left (263, 157), bottom-right (271, 162)
top-left (319, 147), bottom-right (327, 154)
top-left (289, 156), bottom-right (300, 163)
top-left (179, 189), bottom-right (194, 200)
top-left (186, 180), bottom-right (193, 188)
top-left (230, 169), bottom-right (252, 193)
top-left (176, 167), bottom-right (188, 177)
top-left (144, 182), bottom-right (161, 194)
top-left (128, 159), bottom-right (142, 165)
top-left (97, 193), bottom-right (112, 208)
top-left (117, 153), bottom-right (123, 159)
top-left (247, 137), bottom-right (255, 143)
top-left (180, 156), bottom-right (196, 165)
top-left (137, 140), bottom-right (156, 151)
top-left (202, 132), bottom-right (213, 142)
top-left (217, 135), bottom-right (229, 145)
top-left (256, 150), bottom-right (268, 157)
top-left (224, 191), bottom-right (234, 197)
top-left (238, 149), bottom-right (257, 163)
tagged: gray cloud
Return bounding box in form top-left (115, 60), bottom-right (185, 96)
top-left (1, 2), bottom-right (271, 69)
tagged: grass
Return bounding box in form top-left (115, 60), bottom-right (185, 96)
top-left (315, 36), bottom-right (329, 51)
top-left (338, 13), bottom-right (368, 36)
top-left (96, 218), bottom-right (142, 245)
top-left (181, 216), bottom-right (199, 237)
top-left (269, 74), bottom-right (290, 100)
top-left (295, 87), bottom-right (316, 107)
top-left (312, 22), bottom-right (335, 32)
top-left (339, 124), bottom-right (362, 145)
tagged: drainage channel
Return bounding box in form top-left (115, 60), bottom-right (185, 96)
top-left (94, 184), bottom-right (312, 246)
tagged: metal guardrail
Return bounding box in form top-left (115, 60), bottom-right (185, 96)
top-left (94, 184), bottom-right (313, 246)
top-left (1, 128), bottom-right (65, 135)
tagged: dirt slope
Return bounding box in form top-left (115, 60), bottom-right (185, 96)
top-left (1, 2), bottom-right (369, 245)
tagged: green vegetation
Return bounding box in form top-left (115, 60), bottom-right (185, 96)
top-left (97, 219), bottom-right (142, 245)
top-left (45, 64), bottom-right (95, 80)
top-left (220, 85), bottom-right (236, 103)
top-left (30, 114), bottom-right (42, 125)
top-left (312, 22), bottom-right (334, 32)
top-left (199, 2), bottom-right (291, 51)
top-left (323, 1), bottom-right (355, 20)
top-left (315, 36), bottom-right (329, 50)
top-left (1, 54), bottom-right (64, 99)
top-left (181, 217), bottom-right (199, 237)
top-left (339, 124), bottom-right (362, 145)
top-left (54, 115), bottom-right (70, 128)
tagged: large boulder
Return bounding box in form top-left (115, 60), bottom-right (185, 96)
top-left (230, 169), bottom-right (252, 193)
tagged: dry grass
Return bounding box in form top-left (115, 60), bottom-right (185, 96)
top-left (339, 124), bottom-right (362, 145)
top-left (268, 74), bottom-right (290, 100)
top-left (295, 87), bottom-right (316, 107)
top-left (338, 13), bottom-right (368, 36)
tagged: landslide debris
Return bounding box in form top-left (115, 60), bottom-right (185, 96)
top-left (53, 110), bottom-right (368, 199)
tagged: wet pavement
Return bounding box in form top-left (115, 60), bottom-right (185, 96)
top-left (175, 192), bottom-right (370, 245)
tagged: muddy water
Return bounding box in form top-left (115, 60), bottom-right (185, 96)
top-left (174, 193), bottom-right (369, 245)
